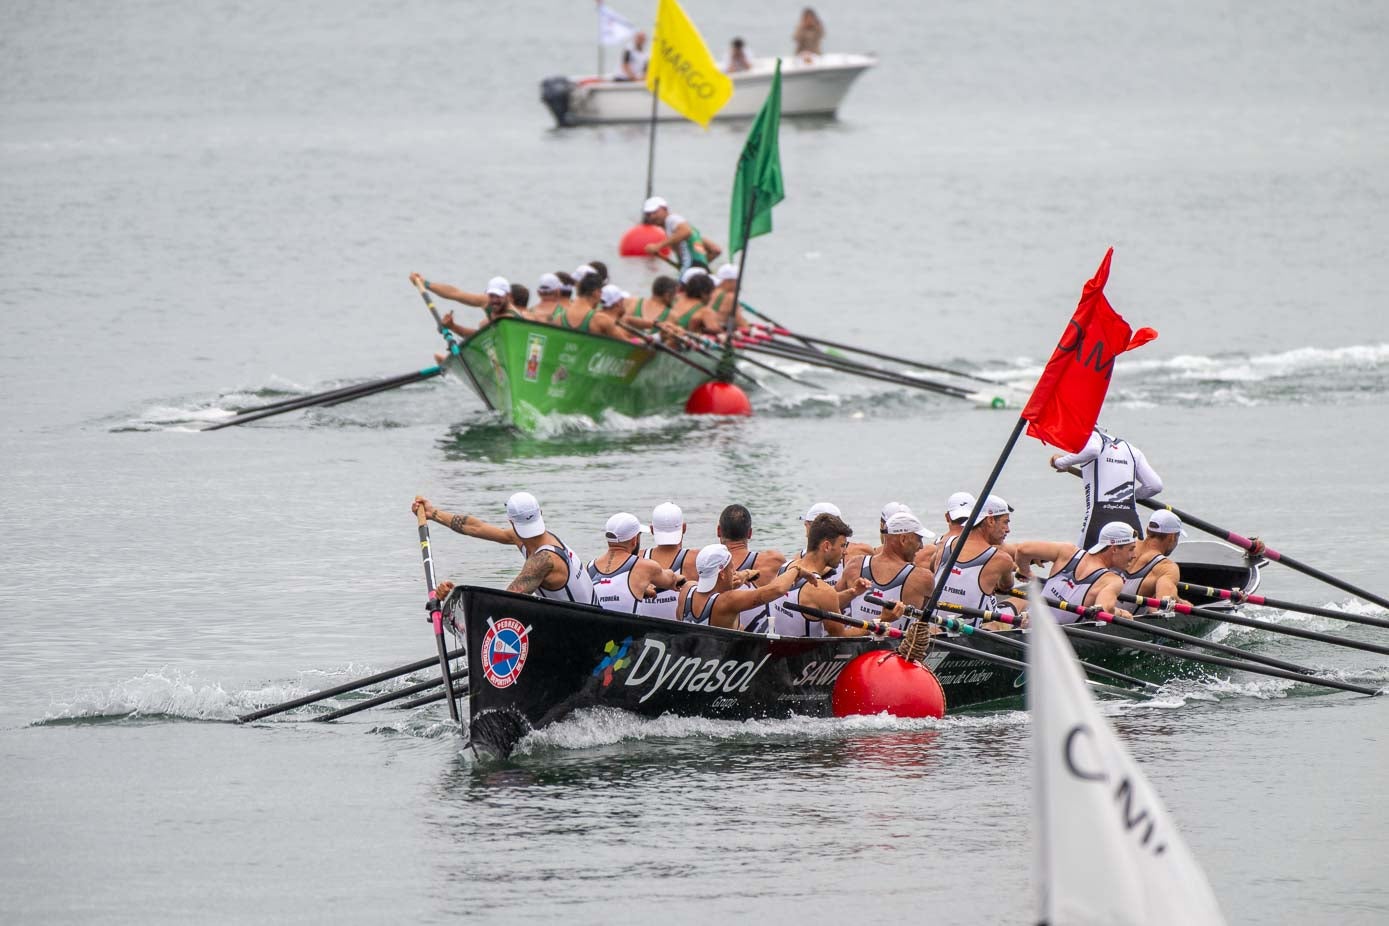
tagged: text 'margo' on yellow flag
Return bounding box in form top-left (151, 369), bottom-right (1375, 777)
top-left (645, 0), bottom-right (733, 127)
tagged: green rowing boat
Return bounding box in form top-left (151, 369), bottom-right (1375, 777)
top-left (447, 318), bottom-right (715, 431)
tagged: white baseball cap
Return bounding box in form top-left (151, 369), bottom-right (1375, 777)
top-left (972, 494), bottom-right (1014, 525)
top-left (1088, 521), bottom-right (1138, 554)
top-left (884, 512), bottom-right (927, 536)
top-left (573, 264), bottom-right (597, 282)
top-left (600, 284), bottom-right (625, 307)
top-left (695, 543), bottom-right (732, 592)
top-left (650, 502), bottom-right (684, 546)
top-left (715, 263), bottom-right (739, 282)
top-left (946, 492), bottom-right (976, 521)
top-left (506, 491), bottom-right (546, 539)
top-left (604, 512), bottom-right (645, 543)
top-left (800, 501), bottom-right (841, 522)
top-left (679, 266), bottom-right (709, 285)
top-left (642, 195), bottom-right (668, 214)
top-left (485, 276), bottom-right (510, 297)
top-left (879, 501), bottom-right (911, 524)
top-left (1146, 510), bottom-right (1188, 538)
top-left (537, 272), bottom-right (562, 294)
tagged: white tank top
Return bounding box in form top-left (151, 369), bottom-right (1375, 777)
top-left (732, 549), bottom-right (770, 630)
top-left (933, 538), bottom-right (998, 624)
top-left (797, 548), bottom-right (844, 586)
top-left (767, 570), bottom-right (821, 637)
top-left (1079, 434), bottom-right (1145, 547)
top-left (1042, 551), bottom-right (1112, 617)
top-left (848, 554), bottom-right (915, 630)
top-left (528, 535), bottom-right (595, 605)
top-left (1120, 552), bottom-right (1168, 613)
top-left (634, 548), bottom-right (688, 620)
top-left (587, 553), bottom-right (641, 613)
top-left (681, 589), bottom-right (719, 625)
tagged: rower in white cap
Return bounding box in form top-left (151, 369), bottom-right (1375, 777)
top-left (549, 271), bottom-right (617, 336)
top-left (678, 544), bottom-right (805, 631)
top-left (915, 492), bottom-right (974, 572)
top-left (709, 263), bottom-right (748, 330)
top-left (1018, 520), bottom-right (1138, 621)
top-left (931, 494), bottom-right (1025, 628)
top-left (636, 502), bottom-right (700, 619)
top-left (532, 272), bottom-right (567, 320)
top-left (587, 513), bottom-right (687, 615)
top-left (1120, 510), bottom-right (1190, 607)
top-left (1049, 427), bottom-right (1164, 549)
top-left (409, 272), bottom-right (522, 340)
top-left (769, 513), bottom-right (865, 637)
top-left (415, 492), bottom-right (595, 604)
top-left (840, 511), bottom-right (936, 633)
top-left (625, 276), bottom-right (679, 331)
top-left (641, 196), bottom-right (722, 272)
top-left (658, 267), bottom-right (718, 336)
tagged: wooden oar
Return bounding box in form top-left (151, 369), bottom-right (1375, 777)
top-left (417, 506), bottom-right (461, 723)
top-left (1176, 582), bottom-right (1389, 631)
top-left (203, 366), bottom-right (443, 431)
top-left (747, 323), bottom-right (1010, 389)
top-left (1117, 592), bottom-right (1389, 658)
top-left (236, 648), bottom-right (465, 722)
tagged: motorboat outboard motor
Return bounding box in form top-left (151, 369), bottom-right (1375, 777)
top-left (540, 76), bottom-right (575, 127)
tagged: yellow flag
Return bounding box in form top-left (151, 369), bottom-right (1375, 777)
top-left (645, 0), bottom-right (733, 127)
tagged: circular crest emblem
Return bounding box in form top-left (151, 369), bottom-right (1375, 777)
top-left (481, 617), bottom-right (530, 689)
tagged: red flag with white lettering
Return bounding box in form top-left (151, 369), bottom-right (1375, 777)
top-left (1021, 249), bottom-right (1158, 453)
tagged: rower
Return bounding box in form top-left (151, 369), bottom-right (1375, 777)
top-left (555, 271), bottom-right (576, 300)
top-left (915, 492), bottom-right (972, 571)
top-left (551, 271), bottom-right (617, 336)
top-left (841, 511), bottom-right (935, 633)
top-left (641, 196), bottom-right (723, 272)
top-left (678, 544), bottom-right (805, 630)
top-left (660, 268), bottom-right (717, 337)
top-left (531, 273), bottom-right (566, 320)
top-left (715, 504), bottom-right (786, 632)
top-left (932, 494), bottom-right (1024, 629)
top-left (626, 276), bottom-right (678, 330)
top-left (410, 272), bottom-right (520, 339)
top-left (709, 263), bottom-right (747, 329)
top-left (794, 502), bottom-right (869, 585)
top-left (636, 502), bottom-right (700, 620)
top-left (1017, 521), bottom-right (1139, 622)
top-left (768, 513), bottom-right (865, 637)
top-left (587, 512), bottom-right (686, 615)
top-left (1050, 427), bottom-right (1164, 548)
top-left (1121, 510), bottom-right (1189, 607)
top-left (596, 284), bottom-right (630, 336)
top-left (875, 501), bottom-right (933, 555)
top-left (414, 492), bottom-right (594, 604)
top-left (509, 282), bottom-right (530, 312)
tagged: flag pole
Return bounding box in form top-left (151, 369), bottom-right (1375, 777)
top-left (644, 78), bottom-right (659, 201)
top-left (900, 415), bottom-right (1028, 661)
top-left (719, 190), bottom-right (758, 382)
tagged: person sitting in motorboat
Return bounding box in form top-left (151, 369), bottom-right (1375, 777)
top-left (932, 494), bottom-right (1027, 629)
top-left (641, 196), bottom-right (722, 272)
top-left (1017, 521), bottom-right (1139, 622)
top-left (1049, 427), bottom-right (1164, 548)
top-left (417, 492), bottom-right (595, 604)
top-left (1121, 510), bottom-right (1190, 609)
top-left (410, 272), bottom-right (521, 340)
top-left (839, 511), bottom-right (936, 634)
top-left (625, 275), bottom-right (678, 330)
top-left (587, 512), bottom-right (687, 615)
top-left (635, 502), bottom-right (700, 620)
top-left (792, 7), bottom-right (824, 62)
top-left (768, 513), bottom-right (867, 637)
top-left (619, 31), bottom-right (649, 81)
top-left (677, 543), bottom-right (807, 631)
top-left (724, 37), bottom-right (752, 73)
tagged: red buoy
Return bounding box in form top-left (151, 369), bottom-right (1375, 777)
top-left (831, 651), bottom-right (946, 719)
top-left (619, 223), bottom-right (667, 257)
top-left (685, 380), bottom-right (753, 416)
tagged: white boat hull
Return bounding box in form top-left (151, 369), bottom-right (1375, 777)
top-left (542, 54), bottom-right (876, 126)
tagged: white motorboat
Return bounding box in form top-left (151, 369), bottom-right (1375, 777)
top-left (540, 53), bottom-right (876, 127)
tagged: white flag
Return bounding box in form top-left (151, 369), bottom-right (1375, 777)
top-left (597, 3), bottom-right (637, 46)
top-left (1028, 586), bottom-right (1227, 926)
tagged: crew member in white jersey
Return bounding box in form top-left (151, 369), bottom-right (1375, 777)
top-left (874, 502), bottom-right (934, 555)
top-left (415, 492), bottom-right (594, 604)
top-left (636, 502), bottom-right (700, 619)
top-left (1121, 510), bottom-right (1189, 608)
top-left (932, 495), bottom-right (1023, 628)
top-left (715, 503), bottom-right (787, 631)
top-left (768, 513), bottom-right (867, 637)
top-left (678, 544), bottom-right (806, 631)
top-left (641, 196), bottom-right (723, 272)
top-left (1017, 521), bottom-right (1138, 622)
top-left (586, 513), bottom-right (687, 615)
top-left (840, 511), bottom-right (936, 633)
top-left (1050, 427), bottom-right (1164, 548)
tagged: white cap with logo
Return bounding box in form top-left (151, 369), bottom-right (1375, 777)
top-left (884, 512), bottom-right (933, 540)
top-left (695, 543), bottom-right (732, 592)
top-left (650, 502), bottom-right (685, 546)
top-left (485, 276), bottom-right (510, 297)
top-left (1146, 510), bottom-right (1188, 538)
top-left (1088, 521), bottom-right (1138, 554)
top-left (537, 272), bottom-right (562, 294)
top-left (600, 284), bottom-right (626, 307)
top-left (880, 501), bottom-right (911, 524)
top-left (604, 512), bottom-right (645, 543)
top-left (573, 264), bottom-right (597, 282)
top-left (947, 492), bottom-right (976, 521)
top-left (506, 491), bottom-right (546, 539)
top-left (801, 501), bottom-right (841, 522)
top-left (972, 494), bottom-right (1014, 525)
top-left (642, 195), bottom-right (668, 215)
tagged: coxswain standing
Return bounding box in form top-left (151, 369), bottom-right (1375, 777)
top-left (642, 196), bottom-right (723, 272)
top-left (1017, 521), bottom-right (1138, 621)
top-left (1050, 427), bottom-right (1164, 548)
top-left (417, 492), bottom-right (594, 604)
top-left (768, 513), bottom-right (866, 637)
top-left (840, 511), bottom-right (936, 633)
top-left (587, 513), bottom-right (687, 614)
top-left (932, 495), bottom-right (1024, 629)
top-left (1120, 510), bottom-right (1189, 608)
top-left (679, 544), bottom-right (805, 631)
top-left (636, 502), bottom-right (700, 620)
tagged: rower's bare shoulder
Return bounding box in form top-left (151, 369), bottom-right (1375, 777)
top-left (845, 541), bottom-right (874, 557)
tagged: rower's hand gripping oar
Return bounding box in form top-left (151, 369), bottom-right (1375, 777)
top-left (416, 504), bottom-right (461, 724)
top-left (414, 277), bottom-right (465, 361)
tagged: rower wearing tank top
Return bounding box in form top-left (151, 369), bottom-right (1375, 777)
top-left (874, 501), bottom-right (934, 556)
top-left (715, 503), bottom-right (787, 631)
top-left (586, 512), bottom-right (687, 616)
top-left (795, 502), bottom-right (870, 586)
top-left (914, 492), bottom-right (972, 572)
top-left (767, 513), bottom-right (867, 637)
top-left (658, 268), bottom-right (719, 339)
top-left (624, 276), bottom-right (679, 331)
top-left (678, 544), bottom-right (807, 631)
top-left (634, 502), bottom-right (700, 620)
top-left (1050, 427), bottom-right (1164, 549)
top-left (932, 495), bottom-right (1027, 630)
top-left (416, 491), bottom-right (595, 605)
top-left (839, 511), bottom-right (936, 635)
top-left (1016, 521), bottom-right (1139, 622)
top-left (1120, 510), bottom-right (1190, 610)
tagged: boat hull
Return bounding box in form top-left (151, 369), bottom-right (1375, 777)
top-left (543, 54), bottom-right (876, 126)
top-left (448, 317), bottom-right (711, 431)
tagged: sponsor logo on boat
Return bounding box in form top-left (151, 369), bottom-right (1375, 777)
top-left (586, 352), bottom-right (638, 379)
top-left (791, 654), bottom-right (854, 687)
top-left (932, 657), bottom-right (996, 687)
top-left (592, 637), bottom-right (634, 687)
top-left (524, 333), bottom-right (546, 382)
top-left (619, 638), bottom-right (771, 704)
top-left (481, 617), bottom-right (531, 689)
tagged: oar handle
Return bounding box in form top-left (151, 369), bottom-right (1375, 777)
top-left (782, 601), bottom-right (904, 638)
top-left (416, 514), bottom-right (460, 723)
top-left (413, 278), bottom-right (464, 357)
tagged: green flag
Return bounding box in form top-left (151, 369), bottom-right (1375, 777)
top-left (728, 59), bottom-right (784, 257)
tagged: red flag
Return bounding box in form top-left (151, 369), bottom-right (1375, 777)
top-left (1021, 249), bottom-right (1158, 453)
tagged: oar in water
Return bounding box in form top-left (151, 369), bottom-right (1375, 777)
top-left (396, 682), bottom-right (468, 712)
top-left (615, 321), bottom-right (720, 380)
top-left (734, 336), bottom-right (981, 401)
top-left (747, 323), bottom-right (1011, 390)
top-left (236, 647), bottom-right (465, 723)
top-left (314, 675), bottom-right (452, 722)
top-left (417, 506), bottom-right (461, 723)
top-left (1116, 592), bottom-right (1389, 658)
top-left (1177, 582), bottom-right (1389, 632)
top-left (203, 366), bottom-right (443, 431)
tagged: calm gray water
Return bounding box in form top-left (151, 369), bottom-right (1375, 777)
top-left (3, 1), bottom-right (1388, 922)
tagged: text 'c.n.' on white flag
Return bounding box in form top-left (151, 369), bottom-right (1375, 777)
top-left (1028, 584), bottom-right (1228, 926)
top-left (598, 3), bottom-right (637, 46)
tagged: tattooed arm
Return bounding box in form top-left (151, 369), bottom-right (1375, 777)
top-left (413, 496), bottom-right (516, 545)
top-left (507, 550), bottom-right (561, 595)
